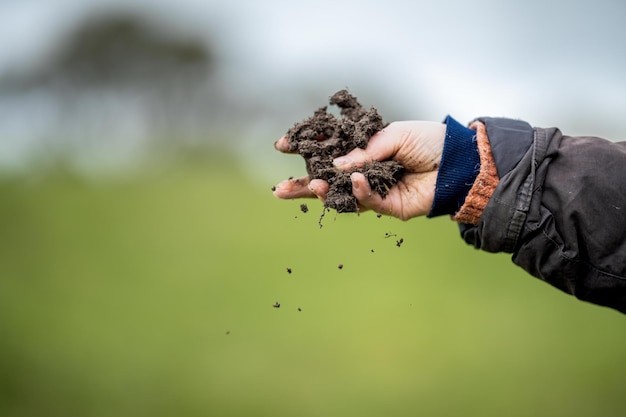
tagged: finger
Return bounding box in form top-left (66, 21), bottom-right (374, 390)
top-left (273, 176), bottom-right (315, 199)
top-left (308, 179), bottom-right (329, 201)
top-left (274, 136), bottom-right (295, 153)
top-left (350, 172), bottom-right (393, 215)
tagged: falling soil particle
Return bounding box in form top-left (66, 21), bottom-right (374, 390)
top-left (396, 238), bottom-right (404, 247)
top-left (298, 307), bottom-right (302, 312)
top-left (286, 267), bottom-right (292, 274)
top-left (271, 185), bottom-right (276, 191)
top-left (285, 90), bottom-right (404, 213)
top-left (300, 203), bottom-right (309, 213)
top-left (338, 264), bottom-right (344, 270)
top-left (273, 302), bottom-right (281, 308)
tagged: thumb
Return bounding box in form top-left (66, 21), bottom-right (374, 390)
top-left (332, 150), bottom-right (368, 169)
top-left (332, 125), bottom-right (400, 169)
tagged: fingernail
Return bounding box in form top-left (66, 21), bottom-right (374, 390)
top-left (333, 157), bottom-right (351, 168)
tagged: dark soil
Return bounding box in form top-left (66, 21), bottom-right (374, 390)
top-left (384, 232), bottom-right (404, 247)
top-left (285, 90), bottom-right (404, 213)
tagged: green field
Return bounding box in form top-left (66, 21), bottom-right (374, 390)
top-left (0, 151), bottom-right (624, 417)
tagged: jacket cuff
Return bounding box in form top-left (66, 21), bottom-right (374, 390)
top-left (428, 115), bottom-right (480, 218)
top-left (453, 121), bottom-right (499, 224)
top-left (474, 117), bottom-right (533, 178)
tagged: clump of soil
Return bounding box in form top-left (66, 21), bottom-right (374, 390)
top-left (285, 90), bottom-right (404, 213)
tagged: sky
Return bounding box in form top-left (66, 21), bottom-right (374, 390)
top-left (0, 0), bottom-right (625, 172)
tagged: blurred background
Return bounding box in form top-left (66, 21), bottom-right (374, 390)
top-left (1, 1), bottom-right (625, 416)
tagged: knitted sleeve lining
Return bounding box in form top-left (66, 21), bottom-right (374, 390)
top-left (453, 121), bottom-right (499, 225)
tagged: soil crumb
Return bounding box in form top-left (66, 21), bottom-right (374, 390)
top-left (273, 302), bottom-right (281, 308)
top-left (396, 238), bottom-right (404, 247)
top-left (300, 203), bottom-right (309, 213)
top-left (286, 267), bottom-right (292, 274)
top-left (285, 90), bottom-right (404, 213)
top-left (338, 263), bottom-right (344, 270)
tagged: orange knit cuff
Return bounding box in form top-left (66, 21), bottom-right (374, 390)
top-left (453, 121), bottom-right (499, 225)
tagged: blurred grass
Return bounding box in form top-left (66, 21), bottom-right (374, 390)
top-left (0, 150), bottom-right (625, 417)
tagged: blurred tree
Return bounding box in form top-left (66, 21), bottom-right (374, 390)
top-left (0, 11), bottom-right (225, 160)
top-left (56, 14), bottom-right (212, 87)
top-left (8, 12), bottom-right (214, 90)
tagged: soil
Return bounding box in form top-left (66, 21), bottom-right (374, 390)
top-left (285, 90), bottom-right (404, 213)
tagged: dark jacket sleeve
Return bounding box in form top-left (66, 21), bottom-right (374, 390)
top-left (460, 118), bottom-right (626, 314)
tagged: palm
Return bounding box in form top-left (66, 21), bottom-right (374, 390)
top-left (371, 171), bottom-right (438, 220)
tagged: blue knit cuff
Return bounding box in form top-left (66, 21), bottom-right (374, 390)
top-left (427, 116), bottom-right (480, 218)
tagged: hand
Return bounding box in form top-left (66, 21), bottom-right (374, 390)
top-left (273, 121), bottom-right (445, 220)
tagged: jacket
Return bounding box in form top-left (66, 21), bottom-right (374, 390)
top-left (459, 118), bottom-right (626, 314)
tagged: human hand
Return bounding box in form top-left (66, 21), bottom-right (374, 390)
top-left (273, 121), bottom-right (445, 220)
